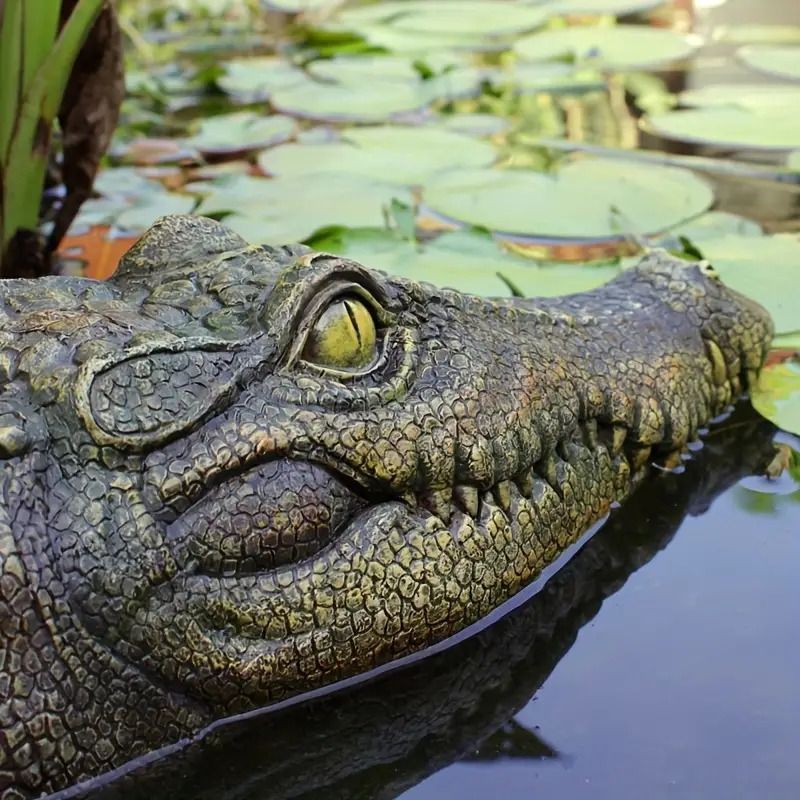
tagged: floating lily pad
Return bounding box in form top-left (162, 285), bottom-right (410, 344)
top-left (335, 1), bottom-right (549, 37)
top-left (423, 159), bottom-right (713, 240)
top-left (788, 150), bottom-right (800, 170)
top-left (263, 0), bottom-right (340, 11)
top-left (751, 358), bottom-right (800, 436)
top-left (310, 226), bottom-right (620, 297)
top-left (307, 53), bottom-right (469, 83)
top-left (488, 62), bottom-right (605, 94)
top-left (190, 173), bottom-right (411, 243)
top-left (663, 211), bottom-right (763, 241)
top-left (514, 25), bottom-right (698, 69)
top-left (713, 25), bottom-right (800, 45)
top-left (259, 125), bottom-right (496, 184)
top-left (645, 106), bottom-right (800, 150)
top-left (738, 44), bottom-right (800, 81)
top-left (216, 57), bottom-right (307, 101)
top-left (689, 234), bottom-right (800, 335)
top-left (438, 113), bottom-right (510, 136)
top-left (549, 0), bottom-right (664, 14)
top-left (679, 84), bottom-right (800, 110)
top-left (773, 332), bottom-right (800, 350)
top-left (185, 112), bottom-right (297, 156)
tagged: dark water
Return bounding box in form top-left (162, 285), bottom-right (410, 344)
top-left (71, 406), bottom-right (799, 800)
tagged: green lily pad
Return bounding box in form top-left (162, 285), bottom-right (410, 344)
top-left (788, 150), bottom-right (800, 170)
top-left (549, 0), bottom-right (664, 14)
top-left (738, 45), bottom-right (800, 81)
top-left (664, 211), bottom-right (764, 241)
top-left (773, 332), bottom-right (800, 350)
top-left (713, 25), bottom-right (800, 45)
top-left (488, 62), bottom-right (606, 94)
top-left (263, 0), bottom-right (339, 11)
top-left (438, 113), bottom-right (510, 137)
top-left (514, 25), bottom-right (698, 69)
top-left (751, 358), bottom-right (800, 436)
top-left (423, 159), bottom-right (713, 240)
top-left (185, 112), bottom-right (297, 156)
top-left (189, 173), bottom-right (411, 244)
top-left (306, 53), bottom-right (470, 83)
top-left (679, 84), bottom-right (800, 110)
top-left (334, 1), bottom-right (549, 37)
top-left (645, 106), bottom-right (800, 150)
top-left (216, 57), bottom-right (307, 101)
top-left (390, 2), bottom-right (550, 37)
top-left (258, 125), bottom-right (496, 184)
top-left (311, 226), bottom-right (620, 297)
top-left (688, 234), bottom-right (800, 335)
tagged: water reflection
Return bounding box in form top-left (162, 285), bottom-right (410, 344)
top-left (72, 404), bottom-right (785, 800)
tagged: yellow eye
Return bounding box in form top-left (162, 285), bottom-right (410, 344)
top-left (302, 296), bottom-right (378, 371)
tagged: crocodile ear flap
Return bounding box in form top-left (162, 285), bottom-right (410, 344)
top-left (111, 215), bottom-right (248, 284)
top-left (75, 341), bottom-right (249, 451)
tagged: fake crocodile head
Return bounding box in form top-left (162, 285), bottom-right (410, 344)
top-left (0, 215), bottom-right (772, 793)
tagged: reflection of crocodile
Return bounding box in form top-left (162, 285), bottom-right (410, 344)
top-left (0, 215), bottom-right (772, 798)
top-left (83, 405), bottom-right (777, 800)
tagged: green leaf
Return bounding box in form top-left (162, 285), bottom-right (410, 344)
top-left (645, 106), bottom-right (800, 150)
top-left (738, 44), bottom-right (800, 81)
top-left (0, 0), bottom-right (23, 163)
top-left (678, 84), bottom-right (800, 111)
top-left (185, 112), bottom-right (297, 156)
top-left (115, 194), bottom-right (197, 232)
top-left (713, 24), bottom-right (800, 45)
top-left (310, 225), bottom-right (620, 297)
top-left (751, 358), bottom-right (800, 436)
top-left (423, 159), bottom-right (713, 240)
top-left (514, 25), bottom-right (698, 69)
top-left (694, 233), bottom-right (800, 334)
top-left (216, 57), bottom-right (308, 101)
top-left (773, 332), bottom-right (800, 351)
top-left (258, 125), bottom-right (496, 184)
top-left (189, 173), bottom-right (412, 244)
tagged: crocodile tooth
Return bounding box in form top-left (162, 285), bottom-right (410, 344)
top-left (514, 470), bottom-right (534, 497)
top-left (536, 451), bottom-right (560, 493)
top-left (705, 339), bottom-right (728, 386)
top-left (582, 418), bottom-right (598, 449)
top-left (493, 480), bottom-right (513, 512)
top-left (419, 487), bottom-right (453, 524)
top-left (612, 425), bottom-right (627, 455)
top-left (453, 485), bottom-right (479, 517)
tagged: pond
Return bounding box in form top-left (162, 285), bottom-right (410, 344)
top-left (52, 0), bottom-right (800, 798)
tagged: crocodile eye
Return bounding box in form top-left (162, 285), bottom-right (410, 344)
top-left (302, 296), bottom-right (378, 370)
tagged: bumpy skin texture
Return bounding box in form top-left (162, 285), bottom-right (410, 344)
top-left (0, 216), bottom-right (772, 798)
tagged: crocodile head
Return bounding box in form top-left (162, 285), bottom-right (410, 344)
top-left (0, 216), bottom-right (772, 784)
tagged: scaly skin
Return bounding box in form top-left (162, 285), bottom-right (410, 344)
top-left (0, 216), bottom-right (772, 798)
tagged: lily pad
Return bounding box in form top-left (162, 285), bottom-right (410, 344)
top-left (263, 0), bottom-right (340, 11)
top-left (258, 125), bottom-right (496, 184)
top-left (423, 159), bottom-right (713, 240)
top-left (751, 358), bottom-right (800, 436)
top-left (185, 112), bottom-right (297, 156)
top-left (738, 45), bottom-right (800, 81)
top-left (216, 57), bottom-right (307, 101)
top-left (645, 106), bottom-right (800, 150)
top-left (190, 173), bottom-right (411, 244)
top-left (679, 84), bottom-right (800, 110)
top-left (311, 226), bottom-right (620, 297)
top-left (438, 113), bottom-right (510, 136)
top-left (788, 150), bottom-right (800, 171)
top-left (549, 0), bottom-right (664, 14)
top-left (514, 25), bottom-right (698, 69)
top-left (307, 53), bottom-right (470, 83)
top-left (713, 25), bottom-right (800, 45)
top-left (689, 234), bottom-right (800, 335)
top-left (334, 1), bottom-right (549, 37)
